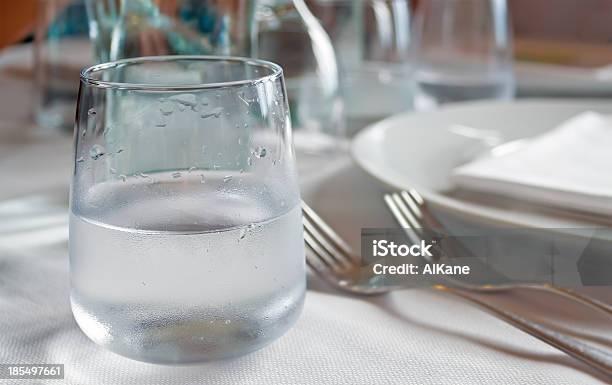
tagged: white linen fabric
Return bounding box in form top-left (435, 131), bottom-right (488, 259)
top-left (452, 112), bottom-right (612, 216)
top-left (0, 45), bottom-right (610, 385)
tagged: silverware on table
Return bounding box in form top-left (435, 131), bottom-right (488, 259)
top-left (384, 190), bottom-right (612, 317)
top-left (301, 197), bottom-right (612, 377)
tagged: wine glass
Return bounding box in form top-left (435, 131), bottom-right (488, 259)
top-left (412, 0), bottom-right (515, 110)
top-left (70, 56), bottom-right (306, 364)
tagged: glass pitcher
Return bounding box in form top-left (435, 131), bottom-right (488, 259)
top-left (255, 0), bottom-right (344, 152)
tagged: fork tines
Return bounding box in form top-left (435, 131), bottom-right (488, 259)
top-left (301, 200), bottom-right (358, 273)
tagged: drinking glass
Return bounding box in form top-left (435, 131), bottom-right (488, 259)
top-left (412, 0), bottom-right (514, 110)
top-left (70, 56), bottom-right (306, 364)
top-left (310, 0), bottom-right (414, 134)
top-left (255, 0), bottom-right (344, 152)
top-left (85, 0), bottom-right (255, 62)
top-left (34, 0), bottom-right (93, 132)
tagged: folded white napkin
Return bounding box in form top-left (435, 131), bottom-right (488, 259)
top-left (451, 111), bottom-right (612, 216)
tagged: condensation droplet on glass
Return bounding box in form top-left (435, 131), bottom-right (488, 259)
top-left (223, 175), bottom-right (233, 183)
top-left (254, 146), bottom-right (267, 158)
top-left (138, 172), bottom-right (149, 178)
top-left (119, 174), bottom-right (127, 182)
top-left (89, 144), bottom-right (105, 160)
top-left (169, 94), bottom-right (198, 111)
top-left (87, 108), bottom-right (96, 116)
top-left (247, 156), bottom-right (253, 166)
top-left (172, 171), bottom-right (182, 179)
top-left (213, 164), bottom-right (220, 170)
top-left (201, 107), bottom-right (223, 119)
top-left (156, 122), bottom-right (167, 128)
top-left (239, 168), bottom-right (244, 174)
top-left (188, 166), bottom-right (197, 173)
top-left (239, 228), bottom-right (247, 240)
top-left (110, 167), bottom-right (117, 174)
top-left (281, 200), bottom-right (286, 207)
top-left (116, 148), bottom-right (124, 154)
top-left (159, 104), bottom-right (173, 116)
top-left (200, 174), bottom-right (206, 184)
top-left (76, 156), bottom-right (84, 163)
top-left (224, 320), bottom-right (231, 325)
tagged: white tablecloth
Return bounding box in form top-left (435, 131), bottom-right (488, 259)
top-left (0, 44), bottom-right (611, 385)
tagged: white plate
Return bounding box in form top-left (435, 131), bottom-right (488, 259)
top-left (351, 99), bottom-right (612, 228)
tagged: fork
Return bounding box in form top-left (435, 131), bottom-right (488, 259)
top-left (384, 190), bottom-right (612, 317)
top-left (301, 199), bottom-right (612, 377)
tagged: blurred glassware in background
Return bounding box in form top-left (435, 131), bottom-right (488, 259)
top-left (255, 0), bottom-right (344, 152)
top-left (85, 0), bottom-right (255, 62)
top-left (412, 0), bottom-right (515, 110)
top-left (34, 0), bottom-right (93, 132)
top-left (33, 0), bottom-right (256, 133)
top-left (84, 0), bottom-right (117, 62)
top-left (311, 0), bottom-right (414, 134)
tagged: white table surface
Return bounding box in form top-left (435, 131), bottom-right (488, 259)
top-left (0, 44), bottom-right (611, 385)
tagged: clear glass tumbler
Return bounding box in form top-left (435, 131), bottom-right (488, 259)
top-left (70, 56), bottom-right (306, 364)
top-left (412, 0), bottom-right (515, 110)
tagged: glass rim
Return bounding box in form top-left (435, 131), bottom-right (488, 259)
top-left (80, 55), bottom-right (284, 91)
